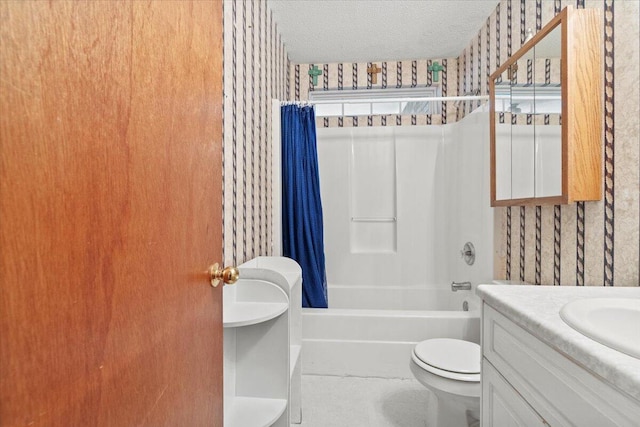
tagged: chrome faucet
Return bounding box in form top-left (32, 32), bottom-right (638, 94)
top-left (451, 281), bottom-right (472, 292)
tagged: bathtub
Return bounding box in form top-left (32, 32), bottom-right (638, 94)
top-left (302, 285), bottom-right (481, 379)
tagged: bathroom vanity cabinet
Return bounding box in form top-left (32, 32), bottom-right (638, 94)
top-left (489, 6), bottom-right (602, 206)
top-left (478, 286), bottom-right (640, 426)
top-left (223, 257), bottom-right (303, 427)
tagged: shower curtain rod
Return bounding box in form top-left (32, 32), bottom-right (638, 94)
top-left (280, 100), bottom-right (313, 106)
top-left (307, 95), bottom-right (489, 105)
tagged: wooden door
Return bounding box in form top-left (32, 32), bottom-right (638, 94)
top-left (0, 1), bottom-right (224, 425)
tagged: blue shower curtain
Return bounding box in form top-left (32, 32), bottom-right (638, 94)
top-left (281, 104), bottom-right (328, 308)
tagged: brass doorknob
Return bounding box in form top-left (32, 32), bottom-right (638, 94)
top-left (208, 263), bottom-right (239, 287)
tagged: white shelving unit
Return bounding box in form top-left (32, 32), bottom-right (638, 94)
top-left (224, 257), bottom-right (303, 427)
top-left (225, 397), bottom-right (287, 427)
top-left (223, 300), bottom-right (288, 328)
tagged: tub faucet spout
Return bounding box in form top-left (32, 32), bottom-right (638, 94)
top-left (451, 281), bottom-right (472, 292)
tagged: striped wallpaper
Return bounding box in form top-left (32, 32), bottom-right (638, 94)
top-left (222, 0), bottom-right (639, 285)
top-left (222, 0), bottom-right (289, 266)
top-left (291, 59), bottom-right (458, 127)
top-left (480, 0), bottom-right (638, 286)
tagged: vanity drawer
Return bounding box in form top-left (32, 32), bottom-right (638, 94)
top-left (482, 304), bottom-right (640, 426)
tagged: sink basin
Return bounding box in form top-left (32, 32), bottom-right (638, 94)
top-left (560, 298), bottom-right (640, 359)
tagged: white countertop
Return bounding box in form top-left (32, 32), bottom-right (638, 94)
top-left (476, 284), bottom-right (640, 402)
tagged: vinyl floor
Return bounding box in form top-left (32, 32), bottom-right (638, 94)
top-left (293, 374), bottom-right (432, 427)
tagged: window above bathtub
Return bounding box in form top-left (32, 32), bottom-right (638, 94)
top-left (309, 87), bottom-right (442, 117)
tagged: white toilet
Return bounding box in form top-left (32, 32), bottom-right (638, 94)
top-left (410, 338), bottom-right (480, 427)
top-left (410, 280), bottom-right (529, 426)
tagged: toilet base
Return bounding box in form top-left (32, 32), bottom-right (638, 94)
top-left (410, 360), bottom-right (479, 427)
top-left (425, 392), bottom-right (479, 427)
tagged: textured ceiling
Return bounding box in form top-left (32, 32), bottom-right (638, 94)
top-left (267, 0), bottom-right (500, 64)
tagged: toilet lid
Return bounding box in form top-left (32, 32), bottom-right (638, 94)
top-left (414, 338), bottom-right (481, 374)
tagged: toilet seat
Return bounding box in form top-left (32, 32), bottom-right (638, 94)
top-left (412, 338), bottom-right (480, 382)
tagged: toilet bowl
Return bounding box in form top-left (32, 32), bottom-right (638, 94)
top-left (410, 338), bottom-right (480, 427)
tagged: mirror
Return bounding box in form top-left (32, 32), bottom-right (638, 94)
top-left (533, 25), bottom-right (562, 198)
top-left (491, 21), bottom-right (563, 203)
top-left (511, 49), bottom-right (536, 199)
top-left (490, 6), bottom-right (602, 207)
top-left (494, 68), bottom-right (512, 200)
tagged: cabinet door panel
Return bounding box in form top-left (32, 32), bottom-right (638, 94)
top-left (482, 359), bottom-right (547, 426)
top-left (534, 125), bottom-right (562, 197)
top-left (495, 123), bottom-right (513, 200)
top-left (511, 125), bottom-right (536, 199)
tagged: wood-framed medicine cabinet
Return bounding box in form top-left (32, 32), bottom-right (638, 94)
top-left (489, 6), bottom-right (602, 207)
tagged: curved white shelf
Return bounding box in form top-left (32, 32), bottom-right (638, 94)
top-left (226, 396), bottom-right (287, 427)
top-left (223, 278), bottom-right (289, 328)
top-left (224, 257), bottom-right (303, 427)
top-left (223, 301), bottom-right (288, 328)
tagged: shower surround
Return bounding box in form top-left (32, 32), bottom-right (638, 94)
top-left (302, 109), bottom-right (494, 378)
